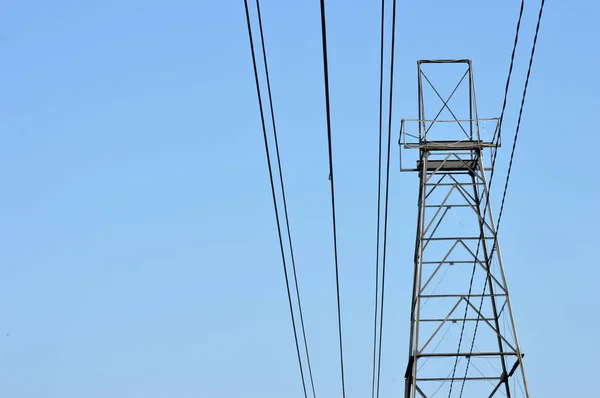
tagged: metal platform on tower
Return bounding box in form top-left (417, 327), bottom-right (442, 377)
top-left (400, 59), bottom-right (530, 398)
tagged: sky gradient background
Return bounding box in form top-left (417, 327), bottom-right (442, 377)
top-left (1, 1), bottom-right (598, 397)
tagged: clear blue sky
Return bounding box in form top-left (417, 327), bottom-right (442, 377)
top-left (1, 1), bottom-right (598, 397)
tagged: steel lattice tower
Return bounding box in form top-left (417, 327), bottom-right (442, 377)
top-left (400, 60), bottom-right (530, 398)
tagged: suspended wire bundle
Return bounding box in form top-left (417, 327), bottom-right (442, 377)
top-left (448, 1), bottom-right (546, 396)
top-left (371, 0), bottom-right (398, 397)
top-left (447, 1), bottom-right (526, 393)
top-left (495, 0), bottom-right (546, 237)
top-left (243, 1), bottom-right (317, 397)
top-left (370, 0), bottom-right (386, 396)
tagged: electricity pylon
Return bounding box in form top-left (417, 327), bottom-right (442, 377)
top-left (400, 60), bottom-right (530, 398)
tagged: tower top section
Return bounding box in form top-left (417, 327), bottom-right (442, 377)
top-left (399, 59), bottom-right (501, 172)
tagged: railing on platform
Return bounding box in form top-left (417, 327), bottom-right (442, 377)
top-left (399, 118), bottom-right (501, 172)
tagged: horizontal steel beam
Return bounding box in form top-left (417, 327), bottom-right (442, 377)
top-left (422, 261), bottom-right (487, 265)
top-left (419, 317), bottom-right (496, 322)
top-left (417, 352), bottom-right (517, 357)
top-left (416, 377), bottom-right (502, 382)
top-left (425, 182), bottom-right (485, 186)
top-left (418, 59), bottom-right (471, 64)
top-left (422, 237), bottom-right (494, 241)
top-left (420, 294), bottom-right (507, 298)
top-left (424, 204), bottom-right (473, 208)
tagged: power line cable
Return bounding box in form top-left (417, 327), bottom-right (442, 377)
top-left (370, 0), bottom-right (386, 396)
top-left (469, 0), bottom-right (546, 376)
top-left (375, 0), bottom-right (398, 396)
top-left (252, 0), bottom-right (317, 396)
top-left (448, 2), bottom-right (525, 396)
top-left (494, 0), bottom-right (545, 238)
top-left (455, 1), bottom-right (546, 396)
top-left (243, 1), bottom-right (310, 397)
top-left (318, 1), bottom-right (346, 397)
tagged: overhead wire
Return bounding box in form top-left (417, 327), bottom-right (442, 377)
top-left (243, 1), bottom-right (317, 397)
top-left (318, 1), bottom-right (346, 397)
top-left (447, 1), bottom-right (525, 396)
top-left (454, 1), bottom-right (546, 396)
top-left (494, 0), bottom-right (546, 238)
top-left (370, 0), bottom-right (386, 397)
top-left (251, 0), bottom-right (318, 396)
top-left (375, 0), bottom-right (398, 396)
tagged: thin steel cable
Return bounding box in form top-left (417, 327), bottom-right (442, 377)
top-left (370, 0), bottom-right (386, 397)
top-left (253, 0), bottom-right (317, 396)
top-left (318, 1), bottom-right (346, 397)
top-left (445, 170), bottom-right (481, 398)
top-left (243, 1), bottom-right (308, 396)
top-left (375, 0), bottom-right (397, 396)
top-left (420, 261), bottom-right (452, 310)
top-left (447, 2), bottom-right (526, 396)
top-left (458, 274), bottom-right (489, 397)
top-left (418, 323), bottom-right (453, 372)
top-left (474, 0), bottom-right (525, 237)
top-left (432, 359), bottom-right (463, 398)
top-left (457, 1), bottom-right (545, 396)
top-left (495, 0), bottom-right (545, 238)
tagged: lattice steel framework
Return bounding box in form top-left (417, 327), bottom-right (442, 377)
top-left (400, 60), bottom-right (530, 398)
